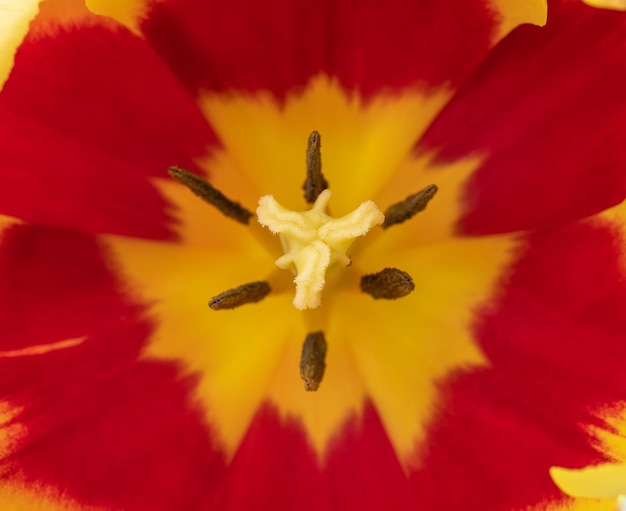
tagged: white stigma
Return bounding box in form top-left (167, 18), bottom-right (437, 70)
top-left (256, 189), bottom-right (384, 310)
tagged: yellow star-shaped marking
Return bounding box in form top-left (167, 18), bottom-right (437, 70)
top-left (256, 189), bottom-right (384, 309)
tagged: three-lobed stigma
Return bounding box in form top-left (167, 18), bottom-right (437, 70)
top-left (256, 189), bottom-right (384, 310)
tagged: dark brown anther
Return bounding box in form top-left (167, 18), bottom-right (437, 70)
top-left (300, 331), bottom-right (327, 391)
top-left (209, 281), bottom-right (271, 310)
top-left (382, 184), bottom-right (438, 229)
top-left (168, 166), bottom-right (254, 225)
top-left (302, 131), bottom-right (329, 203)
top-left (360, 268), bottom-right (415, 300)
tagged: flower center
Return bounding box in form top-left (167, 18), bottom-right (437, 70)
top-left (167, 131), bottom-right (438, 391)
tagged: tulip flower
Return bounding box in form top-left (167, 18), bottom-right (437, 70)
top-left (1, 0), bottom-right (626, 510)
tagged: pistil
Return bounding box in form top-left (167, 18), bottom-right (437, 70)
top-left (256, 189), bottom-right (384, 310)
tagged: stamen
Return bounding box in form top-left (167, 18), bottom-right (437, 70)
top-left (300, 331), bottom-right (327, 391)
top-left (209, 281), bottom-right (271, 310)
top-left (382, 184), bottom-right (438, 229)
top-left (302, 131), bottom-right (329, 203)
top-left (168, 166), bottom-right (254, 225)
top-left (360, 268), bottom-right (415, 299)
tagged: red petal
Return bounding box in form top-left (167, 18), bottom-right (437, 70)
top-left (0, 19), bottom-right (217, 239)
top-left (141, 0), bottom-right (499, 98)
top-left (420, 0), bottom-right (626, 235)
top-left (0, 223), bottom-right (225, 510)
top-left (0, 223), bottom-right (138, 351)
top-left (0, 114), bottom-right (176, 240)
top-left (216, 401), bottom-right (418, 511)
top-left (409, 218), bottom-right (626, 509)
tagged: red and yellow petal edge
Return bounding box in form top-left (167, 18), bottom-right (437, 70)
top-left (547, 201), bottom-right (626, 509)
top-left (0, 0), bottom-right (220, 241)
top-left (85, 0), bottom-right (148, 34)
top-left (551, 403), bottom-right (626, 500)
top-left (583, 0), bottom-right (626, 11)
top-left (102, 75), bottom-right (519, 467)
top-left (0, 219), bottom-right (228, 510)
top-left (0, 483), bottom-right (104, 511)
top-left (0, 400), bottom-right (25, 461)
top-left (492, 0), bottom-right (547, 38)
top-left (0, 0), bottom-right (41, 88)
top-left (522, 499), bottom-right (618, 511)
top-left (549, 404), bottom-right (626, 507)
top-left (88, 0), bottom-right (546, 45)
top-left (0, 215), bottom-right (95, 510)
top-left (33, 0), bottom-right (151, 35)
